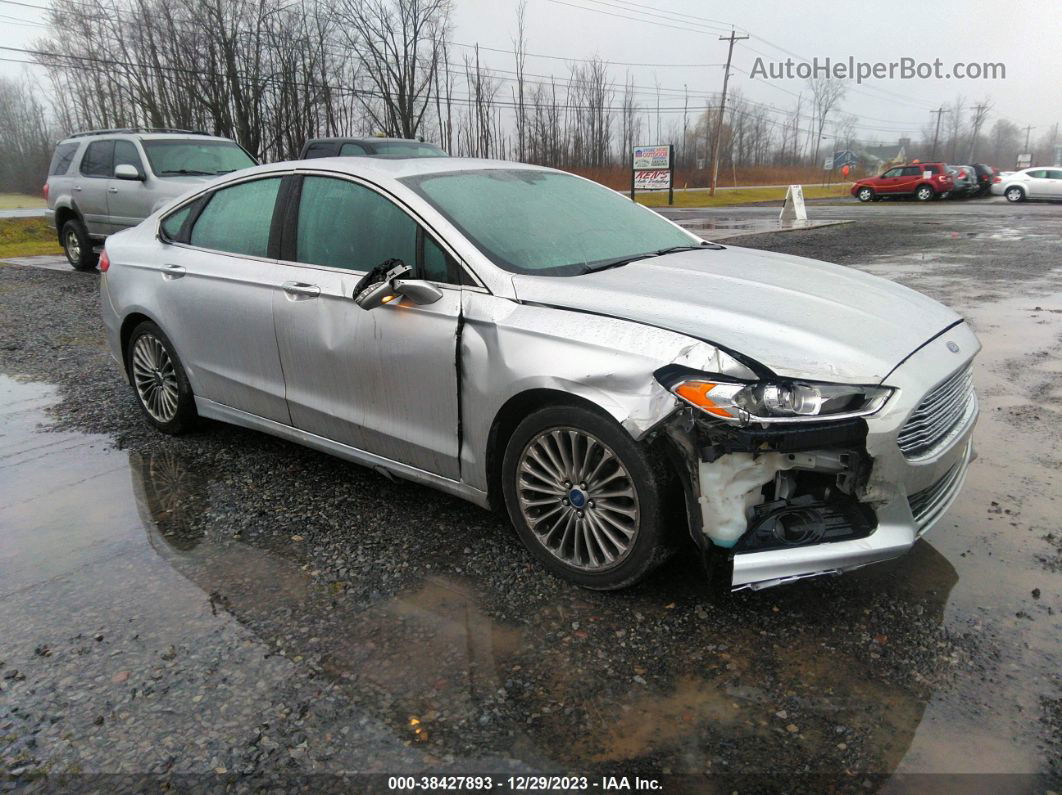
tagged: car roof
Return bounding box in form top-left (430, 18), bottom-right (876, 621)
top-left (308, 137), bottom-right (435, 144)
top-left (264, 156), bottom-right (553, 181)
top-left (59, 131), bottom-right (236, 145)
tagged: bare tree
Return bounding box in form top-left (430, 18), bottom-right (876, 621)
top-left (512, 0), bottom-right (528, 162)
top-left (337, 0), bottom-right (451, 139)
top-left (806, 76), bottom-right (846, 166)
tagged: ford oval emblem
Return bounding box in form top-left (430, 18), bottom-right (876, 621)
top-left (946, 341), bottom-right (960, 353)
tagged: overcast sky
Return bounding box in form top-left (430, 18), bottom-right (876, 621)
top-left (2, 0), bottom-right (1059, 146)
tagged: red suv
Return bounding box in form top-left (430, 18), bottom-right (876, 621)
top-left (851, 163), bottom-right (953, 202)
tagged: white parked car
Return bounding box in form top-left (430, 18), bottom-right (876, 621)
top-left (992, 167), bottom-right (1062, 201)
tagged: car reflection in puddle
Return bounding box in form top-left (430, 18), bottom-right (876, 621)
top-left (129, 447), bottom-right (958, 777)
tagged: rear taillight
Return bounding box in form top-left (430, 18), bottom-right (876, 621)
top-left (993, 176), bottom-right (1002, 183)
top-left (42, 183), bottom-right (49, 200)
top-left (99, 249), bottom-right (110, 272)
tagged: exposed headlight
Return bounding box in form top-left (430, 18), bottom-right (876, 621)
top-left (669, 378), bottom-right (892, 424)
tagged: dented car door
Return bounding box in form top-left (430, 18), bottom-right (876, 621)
top-left (271, 173), bottom-right (462, 478)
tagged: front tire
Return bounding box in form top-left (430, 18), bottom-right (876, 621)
top-left (915, 185), bottom-right (935, 201)
top-left (61, 219), bottom-right (99, 271)
top-left (501, 404), bottom-right (672, 590)
top-left (856, 187), bottom-right (874, 202)
top-left (126, 321), bottom-right (197, 434)
top-left (1005, 186), bottom-right (1025, 203)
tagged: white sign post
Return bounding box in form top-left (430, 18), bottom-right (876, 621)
top-left (780, 184), bottom-right (807, 222)
top-left (1016, 153), bottom-right (1033, 169)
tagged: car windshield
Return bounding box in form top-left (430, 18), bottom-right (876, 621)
top-left (142, 140), bottom-right (256, 176)
top-left (370, 141), bottom-right (447, 158)
top-left (402, 169), bottom-right (698, 275)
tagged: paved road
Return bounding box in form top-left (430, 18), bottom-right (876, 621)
top-left (0, 208), bottom-right (46, 219)
top-left (0, 206), bottom-right (1059, 786)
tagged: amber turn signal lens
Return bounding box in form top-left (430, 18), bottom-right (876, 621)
top-left (673, 381), bottom-right (734, 418)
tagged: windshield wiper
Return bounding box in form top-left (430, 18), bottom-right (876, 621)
top-left (582, 242), bottom-right (720, 274)
top-left (157, 169), bottom-right (214, 176)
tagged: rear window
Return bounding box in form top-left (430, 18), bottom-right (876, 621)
top-left (368, 141), bottom-right (447, 158)
top-left (49, 142), bottom-right (79, 176)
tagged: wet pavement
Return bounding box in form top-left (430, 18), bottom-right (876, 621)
top-left (0, 201), bottom-right (1060, 790)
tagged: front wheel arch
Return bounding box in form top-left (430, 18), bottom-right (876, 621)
top-left (486, 389), bottom-right (618, 512)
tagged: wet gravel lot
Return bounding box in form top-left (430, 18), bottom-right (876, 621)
top-left (1, 200), bottom-right (1060, 790)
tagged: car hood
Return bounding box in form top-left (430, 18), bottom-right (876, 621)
top-left (510, 246), bottom-right (962, 384)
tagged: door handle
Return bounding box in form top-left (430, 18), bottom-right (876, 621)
top-left (162, 263), bottom-right (186, 279)
top-left (108, 186), bottom-right (119, 194)
top-left (282, 281), bottom-right (321, 298)
top-left (72, 185), bottom-right (82, 192)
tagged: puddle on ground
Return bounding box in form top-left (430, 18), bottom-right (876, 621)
top-left (1, 283), bottom-right (1058, 785)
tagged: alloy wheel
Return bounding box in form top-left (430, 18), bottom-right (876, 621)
top-left (65, 229), bottom-right (81, 262)
top-left (515, 427), bottom-right (640, 571)
top-left (131, 333), bottom-right (180, 423)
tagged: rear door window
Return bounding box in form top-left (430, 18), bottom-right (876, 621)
top-left (1027, 169), bottom-right (1047, 178)
top-left (339, 142), bottom-right (368, 156)
top-left (49, 142), bottom-right (79, 176)
top-left (189, 177), bottom-right (282, 257)
top-left (80, 141), bottom-right (114, 177)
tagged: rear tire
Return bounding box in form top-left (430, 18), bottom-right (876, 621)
top-left (126, 321), bottom-right (198, 434)
top-left (915, 185), bottom-right (935, 201)
top-left (61, 219), bottom-right (99, 271)
top-left (501, 404), bottom-right (673, 590)
top-left (1005, 186), bottom-right (1025, 203)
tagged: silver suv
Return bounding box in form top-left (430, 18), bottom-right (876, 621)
top-left (45, 128), bottom-right (257, 270)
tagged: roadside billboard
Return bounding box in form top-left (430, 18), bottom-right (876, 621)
top-left (630, 144), bottom-right (674, 204)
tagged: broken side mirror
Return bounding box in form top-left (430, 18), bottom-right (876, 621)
top-left (392, 279), bottom-right (443, 305)
top-left (352, 259), bottom-right (443, 309)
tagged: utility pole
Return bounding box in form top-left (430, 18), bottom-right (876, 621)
top-left (710, 29), bottom-right (748, 196)
top-left (1023, 125), bottom-right (1034, 151)
top-left (966, 102), bottom-right (991, 161)
top-left (929, 106), bottom-right (949, 160)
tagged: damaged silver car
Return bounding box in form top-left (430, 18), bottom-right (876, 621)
top-left (100, 158), bottom-right (979, 591)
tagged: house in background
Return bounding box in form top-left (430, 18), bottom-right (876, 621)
top-left (860, 138), bottom-right (910, 173)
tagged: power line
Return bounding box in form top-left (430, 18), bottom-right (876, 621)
top-left (450, 41), bottom-right (723, 69)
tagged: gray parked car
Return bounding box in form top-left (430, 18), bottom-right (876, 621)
top-left (45, 128), bottom-right (258, 270)
top-left (944, 165), bottom-right (978, 197)
top-left (100, 158), bottom-right (979, 592)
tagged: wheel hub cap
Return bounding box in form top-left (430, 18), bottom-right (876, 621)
top-left (516, 427), bottom-right (640, 572)
top-left (131, 334), bottom-right (180, 423)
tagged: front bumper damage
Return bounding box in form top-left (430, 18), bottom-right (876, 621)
top-left (656, 325), bottom-right (980, 591)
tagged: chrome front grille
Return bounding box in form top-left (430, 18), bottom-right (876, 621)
top-left (908, 446), bottom-right (970, 533)
top-left (897, 365), bottom-right (975, 459)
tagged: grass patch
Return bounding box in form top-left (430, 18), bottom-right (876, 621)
top-left (0, 217), bottom-right (63, 259)
top-left (636, 184), bottom-right (852, 208)
top-left (0, 193), bottom-right (46, 210)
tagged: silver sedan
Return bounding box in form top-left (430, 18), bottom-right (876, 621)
top-left (100, 158), bottom-right (979, 591)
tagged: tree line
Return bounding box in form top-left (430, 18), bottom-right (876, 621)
top-left (0, 0), bottom-right (1058, 195)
